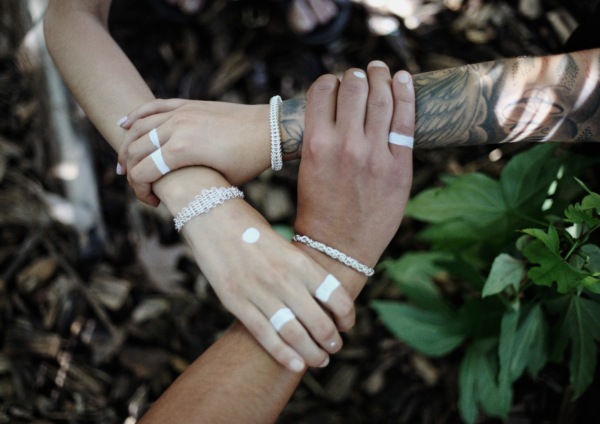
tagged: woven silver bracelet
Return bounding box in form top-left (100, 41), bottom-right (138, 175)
top-left (269, 95), bottom-right (283, 171)
top-left (174, 187), bottom-right (244, 232)
top-left (292, 235), bottom-right (375, 277)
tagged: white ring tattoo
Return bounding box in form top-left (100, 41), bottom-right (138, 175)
top-left (151, 148), bottom-right (171, 175)
top-left (270, 308), bottom-right (295, 332)
top-left (315, 274), bottom-right (341, 303)
top-left (149, 128), bottom-right (161, 148)
top-left (242, 228), bottom-right (260, 244)
top-left (388, 132), bottom-right (414, 149)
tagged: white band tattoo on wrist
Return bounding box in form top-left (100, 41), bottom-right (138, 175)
top-left (269, 95), bottom-right (283, 171)
top-left (149, 128), bottom-right (161, 148)
top-left (242, 227), bottom-right (260, 244)
top-left (388, 132), bottom-right (414, 149)
top-left (151, 148), bottom-right (171, 175)
top-left (173, 187), bottom-right (244, 231)
top-left (315, 274), bottom-right (341, 303)
top-left (270, 308), bottom-right (295, 332)
top-left (292, 235), bottom-right (375, 277)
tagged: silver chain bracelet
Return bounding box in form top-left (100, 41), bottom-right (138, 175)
top-left (174, 187), bottom-right (244, 232)
top-left (292, 235), bottom-right (375, 277)
top-left (269, 95), bottom-right (283, 171)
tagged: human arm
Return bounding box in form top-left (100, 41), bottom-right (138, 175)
top-left (137, 62), bottom-right (415, 424)
top-left (44, 0), bottom-right (354, 372)
top-left (121, 48), bottom-right (600, 203)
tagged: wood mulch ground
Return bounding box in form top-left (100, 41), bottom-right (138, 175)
top-left (1, 0), bottom-right (599, 423)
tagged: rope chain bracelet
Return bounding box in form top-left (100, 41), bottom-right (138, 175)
top-left (292, 235), bottom-right (375, 277)
top-left (269, 95), bottom-right (283, 171)
top-left (174, 187), bottom-right (244, 232)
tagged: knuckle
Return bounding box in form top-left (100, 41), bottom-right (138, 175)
top-left (314, 321), bottom-right (337, 343)
top-left (337, 297), bottom-right (355, 321)
top-left (340, 143), bottom-right (367, 166)
top-left (129, 165), bottom-right (143, 183)
top-left (342, 79), bottom-right (367, 95)
top-left (282, 325), bottom-right (304, 346)
top-left (368, 93), bottom-right (392, 109)
top-left (310, 78), bottom-right (337, 94)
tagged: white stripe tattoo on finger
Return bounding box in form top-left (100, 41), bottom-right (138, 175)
top-left (315, 274), bottom-right (341, 303)
top-left (149, 128), bottom-right (161, 148)
top-left (270, 308), bottom-right (295, 332)
top-left (151, 148), bottom-right (171, 175)
top-left (388, 132), bottom-right (414, 149)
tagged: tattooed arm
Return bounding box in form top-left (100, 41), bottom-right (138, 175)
top-left (279, 49), bottom-right (600, 154)
top-left (122, 49), bottom-right (599, 194)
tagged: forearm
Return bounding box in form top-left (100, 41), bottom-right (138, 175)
top-left (45, 3), bottom-right (364, 422)
top-left (279, 49), bottom-right (600, 158)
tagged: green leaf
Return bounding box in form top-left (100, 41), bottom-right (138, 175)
top-left (459, 338), bottom-right (512, 423)
top-left (582, 193), bottom-right (600, 213)
top-left (436, 255), bottom-right (486, 291)
top-left (482, 254), bottom-right (526, 298)
top-left (379, 252), bottom-right (453, 314)
top-left (556, 296), bottom-right (600, 399)
top-left (521, 226), bottom-right (559, 255)
top-left (581, 276), bottom-right (600, 294)
top-left (524, 240), bottom-right (589, 293)
top-left (371, 300), bottom-right (464, 356)
top-left (564, 203), bottom-right (600, 228)
top-left (500, 144), bottom-right (559, 214)
top-left (582, 244), bottom-right (600, 273)
top-left (498, 305), bottom-right (549, 388)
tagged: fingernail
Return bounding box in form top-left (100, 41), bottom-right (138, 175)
top-left (330, 342), bottom-right (336, 348)
top-left (117, 116), bottom-right (127, 127)
top-left (116, 163), bottom-right (123, 175)
top-left (289, 358), bottom-right (305, 373)
top-left (319, 357), bottom-right (330, 368)
top-left (353, 71), bottom-right (366, 78)
top-left (397, 72), bottom-right (410, 84)
top-left (370, 60), bottom-right (387, 68)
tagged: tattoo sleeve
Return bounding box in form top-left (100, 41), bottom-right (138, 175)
top-left (279, 48), bottom-right (600, 155)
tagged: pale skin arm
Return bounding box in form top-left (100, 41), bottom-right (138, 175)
top-left (121, 48), bottom-right (600, 203)
top-left (44, 0), bottom-right (361, 375)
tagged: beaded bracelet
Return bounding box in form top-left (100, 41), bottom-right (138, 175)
top-left (292, 235), bottom-right (375, 277)
top-left (269, 95), bottom-right (283, 171)
top-left (174, 187), bottom-right (244, 232)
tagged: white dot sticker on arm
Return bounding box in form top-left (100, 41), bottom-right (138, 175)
top-left (242, 227), bottom-right (260, 243)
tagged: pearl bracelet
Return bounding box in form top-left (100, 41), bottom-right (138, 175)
top-left (292, 235), bottom-right (375, 277)
top-left (269, 95), bottom-right (283, 171)
top-left (174, 187), bottom-right (244, 232)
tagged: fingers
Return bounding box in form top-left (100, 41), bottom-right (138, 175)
top-left (118, 98), bottom-right (188, 129)
top-left (309, 273), bottom-right (355, 332)
top-left (305, 74), bottom-right (339, 139)
top-left (364, 61), bottom-right (394, 145)
top-left (389, 70), bottom-right (416, 158)
top-left (253, 295), bottom-right (330, 368)
top-left (336, 68), bottom-right (369, 133)
top-left (118, 113), bottom-right (172, 174)
top-left (240, 305), bottom-right (307, 373)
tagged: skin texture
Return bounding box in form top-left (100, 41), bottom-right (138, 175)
top-left (43, 1), bottom-right (414, 422)
top-left (43, 0), bottom-right (358, 375)
top-left (121, 49), bottom-right (600, 201)
top-left (279, 49), bottom-right (600, 153)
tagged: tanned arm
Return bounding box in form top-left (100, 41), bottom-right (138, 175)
top-left (279, 49), bottom-right (600, 159)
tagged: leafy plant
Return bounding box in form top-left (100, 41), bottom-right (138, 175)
top-left (372, 144), bottom-right (600, 423)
